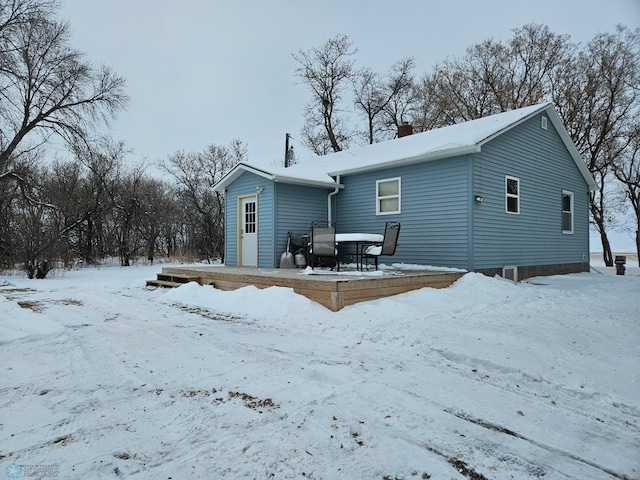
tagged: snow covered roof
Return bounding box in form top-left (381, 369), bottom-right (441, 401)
top-left (214, 103), bottom-right (596, 192)
top-left (212, 162), bottom-right (341, 192)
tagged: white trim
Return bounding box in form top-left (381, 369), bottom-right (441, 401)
top-left (376, 177), bottom-right (401, 215)
top-left (237, 194), bottom-right (258, 267)
top-left (562, 190), bottom-right (574, 234)
top-left (543, 107), bottom-right (597, 192)
top-left (213, 162), bottom-right (341, 192)
top-left (505, 175), bottom-right (520, 214)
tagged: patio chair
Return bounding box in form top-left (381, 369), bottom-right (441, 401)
top-left (309, 221), bottom-right (339, 271)
top-left (360, 222), bottom-right (401, 270)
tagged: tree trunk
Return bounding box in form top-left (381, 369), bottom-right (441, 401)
top-left (119, 232), bottom-right (130, 266)
top-left (120, 247), bottom-right (130, 266)
top-left (324, 110), bottom-right (342, 152)
top-left (599, 229), bottom-right (614, 266)
top-left (86, 216), bottom-right (94, 264)
top-left (147, 238), bottom-right (155, 264)
top-left (590, 186), bottom-right (614, 266)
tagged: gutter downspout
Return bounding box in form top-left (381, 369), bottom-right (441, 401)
top-left (328, 175), bottom-right (341, 223)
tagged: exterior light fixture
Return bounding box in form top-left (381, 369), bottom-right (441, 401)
top-left (474, 195), bottom-right (484, 203)
top-left (256, 186), bottom-right (264, 194)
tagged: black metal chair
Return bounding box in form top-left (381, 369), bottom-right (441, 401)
top-left (360, 222), bottom-right (401, 270)
top-left (309, 221), bottom-right (339, 271)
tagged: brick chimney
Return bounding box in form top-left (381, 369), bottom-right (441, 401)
top-left (397, 121), bottom-right (413, 138)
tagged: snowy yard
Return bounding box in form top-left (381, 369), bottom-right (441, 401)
top-left (1, 260), bottom-right (638, 479)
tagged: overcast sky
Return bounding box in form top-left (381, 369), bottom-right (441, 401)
top-left (60, 0), bottom-right (639, 166)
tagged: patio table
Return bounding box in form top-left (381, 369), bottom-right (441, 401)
top-left (335, 233), bottom-right (384, 270)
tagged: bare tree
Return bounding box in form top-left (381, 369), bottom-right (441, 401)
top-left (353, 57), bottom-right (415, 144)
top-left (416, 24), bottom-right (572, 128)
top-left (72, 139), bottom-right (150, 267)
top-left (136, 178), bottom-right (175, 264)
top-left (8, 158), bottom-right (87, 277)
top-left (159, 141), bottom-right (245, 262)
top-left (352, 67), bottom-right (381, 144)
top-left (46, 158), bottom-right (86, 264)
top-left (293, 34), bottom-right (356, 154)
top-left (0, 0), bottom-right (56, 37)
top-left (499, 24), bottom-right (572, 109)
top-left (68, 139), bottom-right (124, 263)
top-left (0, 168), bottom-right (18, 267)
top-left (612, 124), bottom-right (640, 264)
top-left (110, 164), bottom-right (146, 267)
top-left (12, 165), bottom-right (56, 277)
top-left (0, 0), bottom-right (127, 182)
top-left (553, 26), bottom-right (640, 265)
top-left (412, 24), bottom-right (639, 265)
top-left (0, 0), bottom-right (128, 273)
top-left (18, 139), bottom-right (187, 269)
top-left (418, 40), bottom-right (507, 127)
top-left (65, 139), bottom-right (178, 267)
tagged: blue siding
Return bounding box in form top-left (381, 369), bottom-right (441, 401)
top-left (224, 172), bottom-right (275, 267)
top-left (471, 113), bottom-right (590, 269)
top-left (222, 110), bottom-right (591, 272)
top-left (225, 172), bottom-right (331, 267)
top-left (337, 157), bottom-right (470, 269)
top-left (223, 189), bottom-right (237, 266)
top-left (274, 183), bottom-right (331, 267)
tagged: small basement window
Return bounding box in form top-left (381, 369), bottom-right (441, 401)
top-left (505, 176), bottom-right (520, 214)
top-left (562, 190), bottom-right (574, 234)
top-left (376, 177), bottom-right (401, 215)
top-left (503, 265), bottom-right (518, 283)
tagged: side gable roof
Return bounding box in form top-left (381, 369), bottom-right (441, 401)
top-left (537, 105), bottom-right (597, 191)
top-left (213, 162), bottom-right (342, 192)
top-left (213, 103), bottom-right (596, 192)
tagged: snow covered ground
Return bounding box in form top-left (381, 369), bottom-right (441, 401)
top-left (1, 259), bottom-right (638, 479)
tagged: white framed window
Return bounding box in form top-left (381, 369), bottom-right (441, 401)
top-left (505, 176), bottom-right (520, 214)
top-left (562, 190), bottom-right (574, 234)
top-left (376, 177), bottom-right (401, 215)
top-left (541, 116), bottom-right (548, 130)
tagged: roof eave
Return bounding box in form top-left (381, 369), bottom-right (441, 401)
top-left (545, 107), bottom-right (598, 192)
top-left (213, 163), bottom-right (342, 191)
top-left (216, 104), bottom-right (596, 192)
top-left (475, 103), bottom-right (596, 192)
top-left (476, 102), bottom-right (551, 147)
top-left (328, 145), bottom-right (481, 176)
top-left (272, 175), bottom-right (343, 189)
top-left (213, 163), bottom-right (274, 192)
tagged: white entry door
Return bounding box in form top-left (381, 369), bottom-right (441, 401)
top-left (240, 196), bottom-right (257, 267)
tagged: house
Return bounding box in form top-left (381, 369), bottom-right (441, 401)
top-left (213, 102), bottom-right (596, 280)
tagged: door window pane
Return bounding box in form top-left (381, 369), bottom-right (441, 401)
top-left (244, 201), bottom-right (256, 233)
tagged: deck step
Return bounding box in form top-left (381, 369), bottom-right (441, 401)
top-left (146, 279), bottom-right (187, 288)
top-left (156, 273), bottom-right (200, 284)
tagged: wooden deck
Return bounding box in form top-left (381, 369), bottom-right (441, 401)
top-left (147, 266), bottom-right (465, 311)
